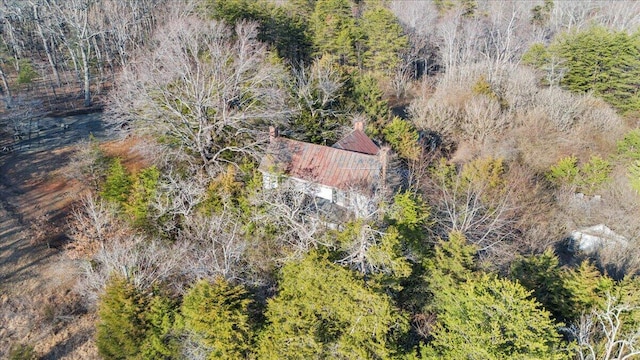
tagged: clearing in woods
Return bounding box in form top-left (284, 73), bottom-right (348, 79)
top-left (0, 112), bottom-right (117, 359)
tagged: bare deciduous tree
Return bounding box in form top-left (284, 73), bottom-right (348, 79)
top-left (251, 181), bottom-right (328, 258)
top-left (79, 235), bottom-right (190, 302)
top-left (178, 213), bottom-right (248, 283)
top-left (109, 17), bottom-right (291, 175)
top-left (571, 293), bottom-right (640, 360)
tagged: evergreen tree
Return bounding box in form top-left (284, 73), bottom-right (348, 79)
top-left (101, 158), bottom-right (132, 205)
top-left (617, 129), bottom-right (640, 161)
top-left (510, 249), bottom-right (567, 320)
top-left (360, 4), bottom-right (408, 73)
top-left (382, 117), bottom-right (420, 161)
top-left (629, 160), bottom-right (640, 194)
top-left (96, 277), bottom-right (148, 359)
top-left (126, 166), bottom-right (160, 228)
top-left (425, 274), bottom-right (567, 360)
top-left (310, 0), bottom-right (356, 65)
top-left (140, 293), bottom-right (180, 359)
top-left (553, 26), bottom-right (640, 113)
top-left (423, 235), bottom-right (567, 359)
top-left (204, 0), bottom-right (312, 63)
top-left (257, 252), bottom-right (408, 359)
top-left (180, 278), bottom-right (253, 360)
top-left (561, 260), bottom-right (613, 320)
top-left (350, 72), bottom-right (390, 134)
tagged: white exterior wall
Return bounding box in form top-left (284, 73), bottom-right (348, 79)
top-left (262, 172), bottom-right (278, 189)
top-left (262, 173), bottom-right (373, 218)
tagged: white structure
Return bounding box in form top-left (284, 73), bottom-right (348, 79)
top-left (569, 224), bottom-right (628, 254)
top-left (259, 123), bottom-right (388, 219)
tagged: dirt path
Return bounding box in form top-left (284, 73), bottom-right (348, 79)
top-left (0, 113), bottom-right (111, 359)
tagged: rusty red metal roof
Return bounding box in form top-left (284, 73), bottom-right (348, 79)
top-left (259, 137), bottom-right (382, 194)
top-left (332, 129), bottom-right (380, 155)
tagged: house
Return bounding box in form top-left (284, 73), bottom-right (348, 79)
top-left (569, 224), bottom-right (628, 254)
top-left (258, 121), bottom-right (388, 218)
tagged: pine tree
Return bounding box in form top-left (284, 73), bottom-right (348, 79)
top-left (180, 278), bottom-right (253, 360)
top-left (257, 252), bottom-right (408, 359)
top-left (126, 166), bottom-right (160, 228)
top-left (629, 160), bottom-right (640, 194)
top-left (360, 4), bottom-right (408, 73)
top-left (140, 293), bottom-right (180, 359)
top-left (382, 117), bottom-right (420, 161)
top-left (423, 236), bottom-right (567, 359)
top-left (96, 277), bottom-right (148, 359)
top-left (101, 158), bottom-right (132, 205)
top-left (554, 26), bottom-right (640, 113)
top-left (561, 260), bottom-right (613, 320)
top-left (425, 274), bottom-right (567, 360)
top-left (510, 250), bottom-right (569, 321)
top-left (310, 0), bottom-right (356, 65)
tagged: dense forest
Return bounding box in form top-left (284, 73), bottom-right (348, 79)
top-left (2, 0), bottom-right (640, 359)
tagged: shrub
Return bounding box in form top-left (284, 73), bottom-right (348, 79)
top-left (100, 158), bottom-right (132, 205)
top-left (8, 344), bottom-right (36, 360)
top-left (617, 129), bottom-right (640, 161)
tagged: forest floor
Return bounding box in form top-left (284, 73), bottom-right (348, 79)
top-left (0, 112), bottom-right (111, 359)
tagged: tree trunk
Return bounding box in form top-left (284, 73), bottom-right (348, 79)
top-left (33, 4), bottom-right (61, 87)
top-left (92, 36), bottom-right (103, 94)
top-left (80, 43), bottom-right (91, 106)
top-left (0, 62), bottom-right (12, 109)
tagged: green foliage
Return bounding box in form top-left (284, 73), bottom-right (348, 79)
top-left (336, 220), bottom-right (412, 279)
top-left (200, 165), bottom-right (244, 214)
top-left (204, 0), bottom-right (312, 63)
top-left (510, 249), bottom-right (566, 320)
top-left (96, 276), bottom-right (148, 359)
top-left (100, 158), bottom-right (132, 205)
top-left (351, 72), bottom-right (390, 133)
top-left (561, 260), bottom-right (613, 319)
top-left (531, 0), bottom-right (554, 26)
top-left (546, 155), bottom-right (579, 185)
top-left (360, 4), bottom-right (408, 73)
top-left (125, 166), bottom-right (160, 228)
top-left (368, 225), bottom-right (413, 279)
top-left (289, 56), bottom-right (350, 145)
top-left (423, 236), bottom-right (566, 359)
top-left (383, 117), bottom-right (420, 160)
top-left (180, 278), bottom-right (253, 360)
top-left (8, 343), bottom-right (36, 360)
top-left (17, 60), bottom-right (38, 85)
top-left (257, 252), bottom-right (408, 359)
top-left (629, 160), bottom-right (640, 194)
top-left (576, 155), bottom-right (612, 194)
top-left (386, 191), bottom-right (430, 250)
top-left (512, 252), bottom-right (614, 322)
top-left (425, 274), bottom-right (566, 360)
top-left (461, 157), bottom-right (506, 191)
top-left (553, 26), bottom-right (640, 113)
top-left (140, 293), bottom-right (180, 359)
top-left (471, 74), bottom-right (494, 97)
top-left (546, 155), bottom-right (611, 194)
top-left (310, 0), bottom-right (356, 65)
top-left (429, 158), bottom-right (458, 189)
top-left (433, 0), bottom-right (477, 17)
top-left (522, 42), bottom-right (550, 68)
top-left (425, 231), bottom-right (476, 283)
top-left (617, 128), bottom-right (640, 161)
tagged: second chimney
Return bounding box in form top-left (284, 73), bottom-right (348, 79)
top-left (354, 120), bottom-right (364, 132)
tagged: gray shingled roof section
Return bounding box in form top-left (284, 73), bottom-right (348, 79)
top-left (332, 129), bottom-right (380, 155)
top-left (259, 137), bottom-right (382, 194)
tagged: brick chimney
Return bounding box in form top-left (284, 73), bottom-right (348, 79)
top-left (354, 120), bottom-right (364, 132)
top-left (269, 126), bottom-right (278, 143)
